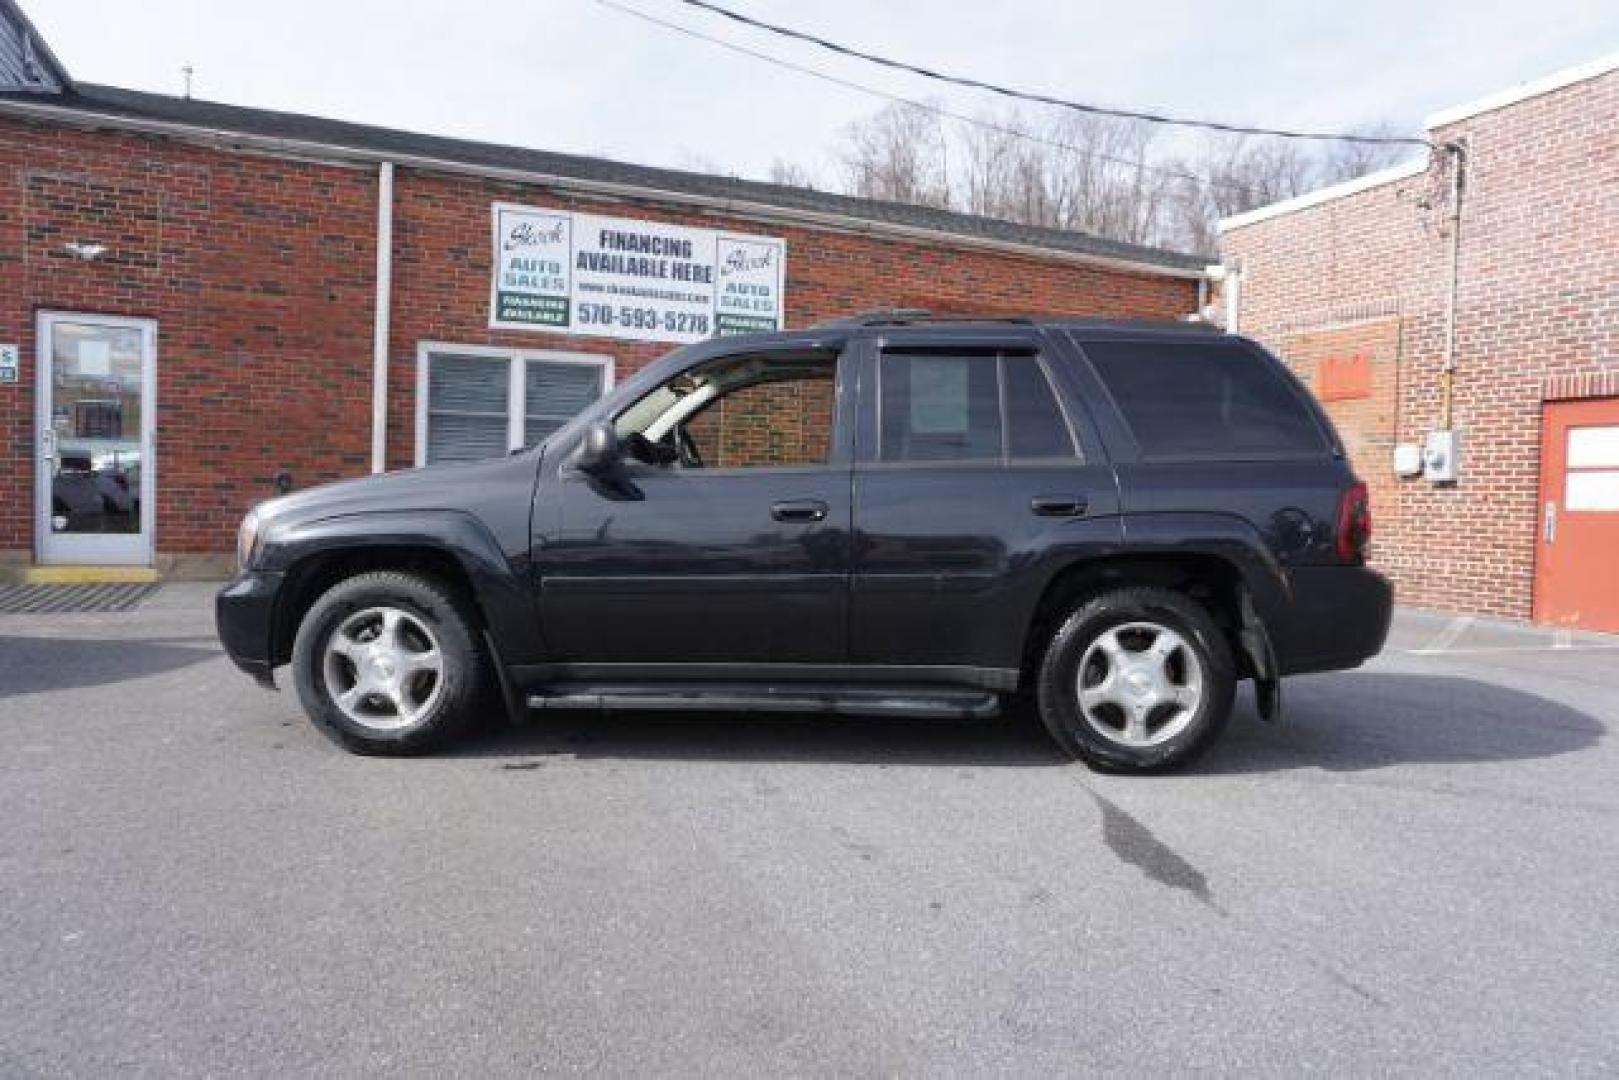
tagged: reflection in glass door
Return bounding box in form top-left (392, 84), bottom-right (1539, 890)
top-left (35, 313), bottom-right (156, 565)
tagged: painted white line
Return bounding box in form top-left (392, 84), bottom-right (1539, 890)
top-left (1407, 643), bottom-right (1619, 656)
top-left (1554, 628), bottom-right (1573, 650)
top-left (1417, 616), bottom-right (1474, 655)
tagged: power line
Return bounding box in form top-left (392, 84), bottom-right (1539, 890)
top-left (590, 0), bottom-right (1277, 197)
top-left (675, 0), bottom-right (1432, 149)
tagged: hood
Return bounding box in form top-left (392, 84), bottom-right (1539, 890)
top-left (253, 453), bottom-right (540, 531)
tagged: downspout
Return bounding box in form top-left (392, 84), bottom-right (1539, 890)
top-left (1438, 141), bottom-right (1467, 429)
top-left (371, 161), bottom-right (395, 473)
top-left (1223, 257), bottom-right (1243, 334)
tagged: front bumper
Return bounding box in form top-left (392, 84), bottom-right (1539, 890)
top-left (215, 570), bottom-right (285, 687)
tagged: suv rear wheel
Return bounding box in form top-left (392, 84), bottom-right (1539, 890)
top-left (291, 571), bottom-right (486, 755)
top-left (1036, 587), bottom-right (1235, 772)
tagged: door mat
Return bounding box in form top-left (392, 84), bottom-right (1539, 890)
top-left (0, 583), bottom-right (161, 614)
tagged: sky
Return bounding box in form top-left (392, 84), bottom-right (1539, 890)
top-left (23, 0), bottom-right (1619, 184)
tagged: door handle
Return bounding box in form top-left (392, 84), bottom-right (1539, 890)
top-left (1030, 494), bottom-right (1087, 517)
top-left (771, 499), bottom-right (828, 523)
top-left (1544, 500), bottom-right (1557, 544)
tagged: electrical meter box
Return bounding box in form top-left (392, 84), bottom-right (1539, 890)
top-left (1393, 443), bottom-right (1423, 477)
top-left (1423, 430), bottom-right (1460, 483)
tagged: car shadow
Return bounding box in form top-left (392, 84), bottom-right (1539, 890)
top-left (1194, 672), bottom-right (1606, 774)
top-left (0, 635), bottom-right (219, 699)
top-left (448, 673), bottom-right (1606, 773)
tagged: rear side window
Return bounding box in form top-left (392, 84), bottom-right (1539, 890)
top-left (1004, 357), bottom-right (1073, 458)
top-left (1082, 340), bottom-right (1328, 458)
top-left (879, 351), bottom-right (1077, 463)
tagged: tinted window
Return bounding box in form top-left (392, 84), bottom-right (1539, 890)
top-left (1083, 341), bottom-right (1327, 458)
top-left (880, 353), bottom-right (1001, 462)
top-left (1004, 357), bottom-right (1076, 458)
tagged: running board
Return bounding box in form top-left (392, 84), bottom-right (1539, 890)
top-left (526, 683), bottom-right (1001, 720)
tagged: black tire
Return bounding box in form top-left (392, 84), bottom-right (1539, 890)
top-left (1035, 587), bottom-right (1235, 773)
top-left (291, 571), bottom-right (487, 755)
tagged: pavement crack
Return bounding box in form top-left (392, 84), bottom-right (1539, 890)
top-left (1090, 791), bottom-right (1219, 911)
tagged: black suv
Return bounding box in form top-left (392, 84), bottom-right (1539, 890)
top-left (217, 313), bottom-right (1391, 771)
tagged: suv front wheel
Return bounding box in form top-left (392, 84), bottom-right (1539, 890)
top-left (291, 571), bottom-right (486, 755)
top-left (1036, 587), bottom-right (1236, 772)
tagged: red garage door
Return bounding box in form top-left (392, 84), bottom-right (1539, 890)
top-left (1534, 397), bottom-right (1619, 633)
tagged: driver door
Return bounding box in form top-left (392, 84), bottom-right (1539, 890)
top-left (534, 344), bottom-right (853, 666)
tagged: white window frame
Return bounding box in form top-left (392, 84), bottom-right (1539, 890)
top-left (414, 342), bottom-right (614, 467)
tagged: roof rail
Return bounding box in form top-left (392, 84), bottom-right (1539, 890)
top-left (812, 308), bottom-right (1037, 328)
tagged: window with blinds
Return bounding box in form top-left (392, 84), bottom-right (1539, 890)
top-left (426, 352), bottom-right (511, 464)
top-left (525, 361), bottom-right (605, 448)
top-left (419, 346), bottom-right (611, 465)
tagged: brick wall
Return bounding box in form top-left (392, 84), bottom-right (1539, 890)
top-left (383, 170), bottom-right (1194, 470)
top-left (1279, 317), bottom-right (1403, 566)
top-left (0, 114), bottom-right (1197, 561)
top-left (1222, 66), bottom-right (1619, 619)
top-left (0, 118), bottom-right (377, 557)
top-left (686, 376), bottom-right (836, 468)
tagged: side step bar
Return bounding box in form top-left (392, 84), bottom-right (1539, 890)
top-left (526, 683), bottom-right (1001, 720)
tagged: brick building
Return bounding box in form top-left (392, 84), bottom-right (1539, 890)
top-left (0, 1), bottom-right (1202, 579)
top-left (1220, 53), bottom-right (1619, 632)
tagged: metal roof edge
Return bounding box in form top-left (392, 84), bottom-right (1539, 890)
top-left (1220, 49), bottom-right (1619, 235)
top-left (0, 93), bottom-right (1208, 282)
top-left (1425, 49), bottom-right (1619, 130)
top-left (1216, 156), bottom-right (1429, 234)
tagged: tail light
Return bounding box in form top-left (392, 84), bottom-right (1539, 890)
top-left (1335, 481), bottom-right (1372, 562)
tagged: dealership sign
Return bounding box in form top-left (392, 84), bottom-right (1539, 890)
top-left (490, 203), bottom-right (786, 344)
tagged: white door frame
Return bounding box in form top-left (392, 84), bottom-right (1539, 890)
top-left (35, 311), bottom-right (158, 566)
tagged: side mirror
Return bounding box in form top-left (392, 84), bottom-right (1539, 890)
top-left (573, 420), bottom-right (621, 475)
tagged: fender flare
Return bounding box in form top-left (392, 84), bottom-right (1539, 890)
top-left (1024, 511), bottom-right (1290, 700)
top-left (262, 509), bottom-right (539, 666)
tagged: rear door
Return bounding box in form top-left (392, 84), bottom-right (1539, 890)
top-left (848, 329), bottom-right (1121, 679)
top-left (1534, 397), bottom-right (1619, 633)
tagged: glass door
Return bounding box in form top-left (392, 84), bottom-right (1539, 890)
top-left (35, 313), bottom-right (157, 565)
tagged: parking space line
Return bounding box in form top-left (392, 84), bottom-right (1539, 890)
top-left (1406, 643), bottom-right (1619, 656)
top-left (1414, 616), bottom-right (1473, 655)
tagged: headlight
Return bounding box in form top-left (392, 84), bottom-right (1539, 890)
top-left (236, 508), bottom-right (263, 570)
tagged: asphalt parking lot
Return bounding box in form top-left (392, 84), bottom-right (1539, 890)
top-left (2, 585), bottom-right (1617, 1075)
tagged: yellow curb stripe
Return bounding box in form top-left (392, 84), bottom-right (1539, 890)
top-left (19, 565), bottom-right (160, 585)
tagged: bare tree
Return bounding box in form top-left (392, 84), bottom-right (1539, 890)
top-left (776, 100), bottom-right (1411, 257)
top-left (1163, 134), bottom-right (1319, 254)
top-left (840, 103), bottom-right (951, 208)
top-left (955, 108), bottom-right (1168, 245)
top-left (1041, 113), bottom-right (1167, 246)
top-left (1316, 122), bottom-right (1419, 184)
top-left (767, 158), bottom-right (818, 189)
top-left (957, 109), bottom-right (1027, 220)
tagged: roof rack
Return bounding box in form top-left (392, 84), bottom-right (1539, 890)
top-left (811, 309), bottom-right (1222, 333)
top-left (812, 308), bottom-right (1037, 328)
